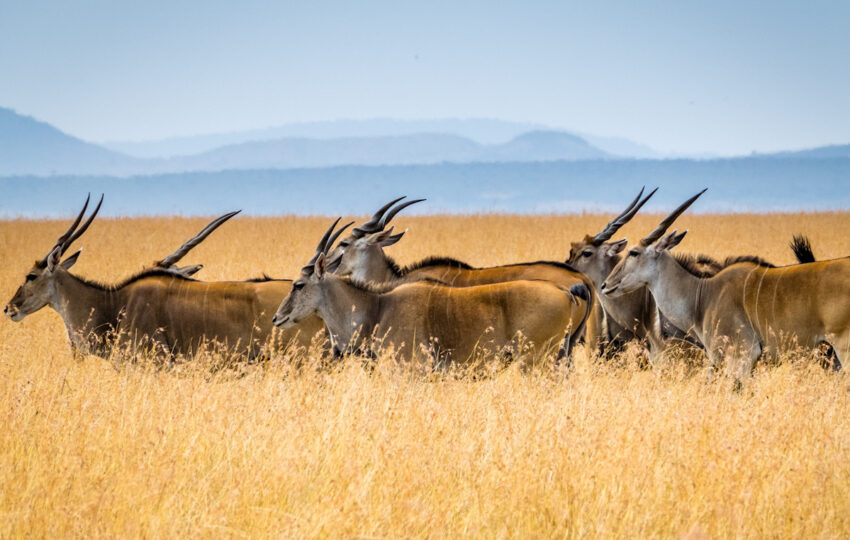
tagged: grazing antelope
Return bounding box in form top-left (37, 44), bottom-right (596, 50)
top-left (4, 196), bottom-right (325, 361)
top-left (326, 197), bottom-right (594, 358)
top-left (601, 192), bottom-right (850, 380)
top-left (567, 188), bottom-right (716, 362)
top-left (273, 220), bottom-right (583, 367)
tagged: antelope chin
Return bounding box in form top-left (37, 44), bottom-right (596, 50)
top-left (602, 284), bottom-right (622, 297)
top-left (274, 315), bottom-right (292, 328)
top-left (6, 309), bottom-right (25, 322)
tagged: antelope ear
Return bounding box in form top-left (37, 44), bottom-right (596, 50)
top-left (608, 239), bottom-right (628, 254)
top-left (325, 252), bottom-right (343, 273)
top-left (60, 249), bottom-right (82, 270)
top-left (366, 227), bottom-right (396, 246)
top-left (314, 252), bottom-right (327, 279)
top-left (46, 246), bottom-right (63, 272)
top-left (380, 230), bottom-right (405, 247)
top-left (175, 264), bottom-right (203, 277)
top-left (672, 230), bottom-right (688, 248)
top-left (655, 230), bottom-right (687, 251)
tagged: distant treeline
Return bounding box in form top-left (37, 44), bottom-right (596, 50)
top-left (2, 157), bottom-right (849, 217)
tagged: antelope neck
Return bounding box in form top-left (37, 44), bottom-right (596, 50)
top-left (644, 253), bottom-right (703, 335)
top-left (51, 270), bottom-right (124, 347)
top-left (318, 276), bottom-right (381, 348)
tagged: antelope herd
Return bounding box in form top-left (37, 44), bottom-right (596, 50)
top-left (4, 189), bottom-right (848, 382)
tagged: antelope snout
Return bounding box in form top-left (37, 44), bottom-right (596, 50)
top-left (272, 313), bottom-right (289, 327)
top-left (4, 304), bottom-right (21, 321)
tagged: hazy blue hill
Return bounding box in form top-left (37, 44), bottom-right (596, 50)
top-left (0, 107), bottom-right (139, 176)
top-left (102, 118), bottom-right (655, 159)
top-left (2, 108), bottom-right (847, 183)
top-left (485, 131), bottom-right (609, 161)
top-left (150, 131), bottom-right (612, 172)
top-left (3, 157), bottom-right (847, 218)
top-left (0, 109), bottom-right (620, 175)
top-left (576, 132), bottom-right (659, 159)
top-left (102, 118), bottom-right (549, 157)
top-left (158, 133), bottom-right (484, 171)
top-left (769, 144), bottom-right (850, 159)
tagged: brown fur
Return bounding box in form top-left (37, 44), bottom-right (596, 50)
top-left (328, 230), bottom-right (593, 359)
top-left (604, 241), bottom-right (850, 379)
top-left (6, 265), bottom-right (324, 360)
top-left (276, 271), bottom-right (579, 366)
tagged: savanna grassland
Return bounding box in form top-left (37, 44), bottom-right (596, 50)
top-left (1, 211), bottom-right (850, 538)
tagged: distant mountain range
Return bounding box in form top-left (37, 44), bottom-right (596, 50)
top-left (3, 107), bottom-right (848, 178)
top-left (1, 106), bottom-right (849, 217)
top-left (0, 108), bottom-right (617, 176)
top-left (152, 130), bottom-right (610, 173)
top-left (766, 144), bottom-right (850, 159)
top-left (102, 118), bottom-right (660, 159)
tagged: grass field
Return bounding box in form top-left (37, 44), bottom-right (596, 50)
top-left (1, 211), bottom-right (850, 538)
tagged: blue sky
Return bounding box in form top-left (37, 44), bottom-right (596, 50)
top-left (1, 0), bottom-right (848, 155)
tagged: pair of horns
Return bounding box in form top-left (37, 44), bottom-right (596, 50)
top-left (592, 186), bottom-right (658, 245)
top-left (591, 186), bottom-right (707, 247)
top-left (303, 217), bottom-right (354, 272)
top-left (351, 196), bottom-right (425, 237)
top-left (157, 210), bottom-right (241, 268)
top-left (640, 188), bottom-right (707, 247)
top-left (45, 193), bottom-right (104, 262)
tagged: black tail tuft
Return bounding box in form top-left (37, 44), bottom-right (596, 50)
top-left (569, 283), bottom-right (590, 301)
top-left (790, 234), bottom-right (816, 264)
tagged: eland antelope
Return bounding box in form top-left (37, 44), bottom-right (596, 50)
top-left (567, 188), bottom-right (718, 362)
top-left (273, 219), bottom-right (583, 366)
top-left (325, 197), bottom-right (594, 358)
top-left (4, 196), bottom-right (325, 360)
top-left (601, 192), bottom-right (850, 380)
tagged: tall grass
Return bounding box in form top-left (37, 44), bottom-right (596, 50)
top-left (1, 212), bottom-right (849, 537)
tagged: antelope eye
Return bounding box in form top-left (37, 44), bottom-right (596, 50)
top-left (338, 241), bottom-right (350, 248)
top-left (628, 250), bottom-right (640, 257)
top-left (293, 282), bottom-right (305, 290)
top-left (25, 274), bottom-right (37, 282)
top-left (581, 250), bottom-right (593, 258)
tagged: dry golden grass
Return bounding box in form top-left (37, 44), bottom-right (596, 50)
top-left (2, 212), bottom-right (850, 538)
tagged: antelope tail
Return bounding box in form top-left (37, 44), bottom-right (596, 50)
top-left (569, 283), bottom-right (590, 302)
top-left (790, 234), bottom-right (816, 264)
top-left (560, 278), bottom-right (595, 363)
top-left (570, 277), bottom-right (595, 349)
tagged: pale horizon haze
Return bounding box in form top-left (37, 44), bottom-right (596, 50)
top-left (1, 0), bottom-right (849, 155)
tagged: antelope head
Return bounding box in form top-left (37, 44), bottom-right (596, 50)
top-left (567, 187), bottom-right (657, 287)
top-left (5, 194), bottom-right (103, 321)
top-left (326, 196), bottom-right (425, 280)
top-left (601, 189), bottom-right (706, 297)
top-left (273, 218), bottom-right (351, 328)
